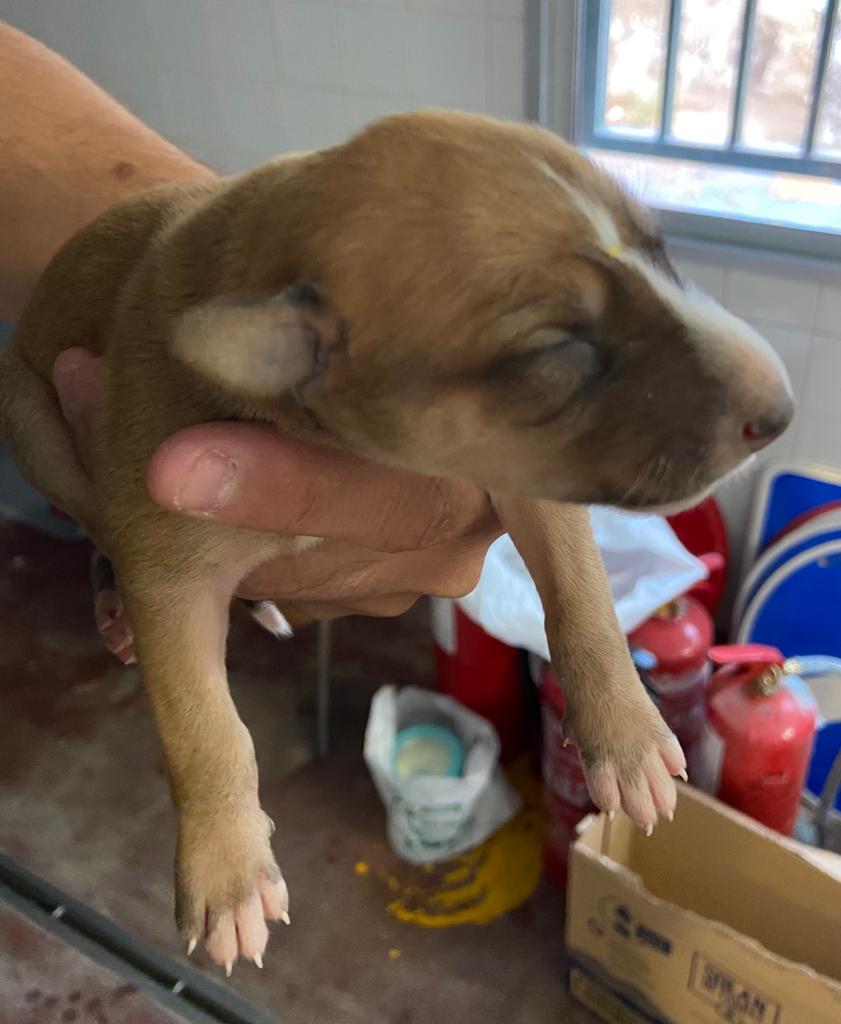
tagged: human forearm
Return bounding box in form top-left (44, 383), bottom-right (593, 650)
top-left (0, 21), bottom-right (213, 320)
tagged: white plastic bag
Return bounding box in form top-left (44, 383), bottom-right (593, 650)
top-left (363, 685), bottom-right (521, 863)
top-left (454, 508), bottom-right (707, 660)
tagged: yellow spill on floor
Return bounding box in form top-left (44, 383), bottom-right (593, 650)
top-left (383, 757), bottom-right (545, 928)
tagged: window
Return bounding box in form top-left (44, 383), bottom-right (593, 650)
top-left (551, 0), bottom-right (841, 258)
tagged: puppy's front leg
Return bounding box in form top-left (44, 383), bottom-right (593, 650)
top-left (492, 497), bottom-right (686, 832)
top-left (116, 543), bottom-right (289, 972)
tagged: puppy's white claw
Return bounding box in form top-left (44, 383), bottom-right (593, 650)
top-left (562, 737), bottom-right (571, 748)
top-left (186, 937), bottom-right (197, 956)
top-left (253, 952), bottom-right (263, 969)
top-left (225, 961), bottom-right (233, 978)
top-left (645, 824), bottom-right (654, 837)
top-left (678, 768), bottom-right (688, 782)
top-left (281, 911), bottom-right (291, 926)
top-left (607, 810), bottom-right (616, 822)
top-left (247, 600), bottom-right (293, 639)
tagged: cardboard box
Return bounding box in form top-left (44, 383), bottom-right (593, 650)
top-left (566, 785), bottom-right (841, 1024)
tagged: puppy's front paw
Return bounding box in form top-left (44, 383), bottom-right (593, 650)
top-left (175, 805), bottom-right (289, 974)
top-left (570, 698), bottom-right (686, 834)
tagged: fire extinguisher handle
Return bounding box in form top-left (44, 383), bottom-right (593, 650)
top-left (700, 552), bottom-right (726, 573)
top-left (787, 655), bottom-right (841, 680)
top-left (708, 644), bottom-right (784, 667)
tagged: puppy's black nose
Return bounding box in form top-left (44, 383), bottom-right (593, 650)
top-left (743, 403), bottom-right (793, 451)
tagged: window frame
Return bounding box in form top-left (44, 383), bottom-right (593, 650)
top-left (531, 0), bottom-right (841, 262)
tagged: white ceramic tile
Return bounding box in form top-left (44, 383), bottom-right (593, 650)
top-left (336, 5), bottom-right (412, 99)
top-left (676, 260), bottom-right (726, 303)
top-left (157, 69), bottom-right (224, 151)
top-left (344, 94), bottom-right (420, 134)
top-left (215, 79), bottom-right (287, 159)
top-left (407, 11), bottom-right (486, 111)
top-left (485, 0), bottom-right (527, 18)
top-left (181, 133), bottom-right (237, 174)
top-left (273, 1), bottom-right (344, 90)
top-left (0, 0), bottom-right (46, 37)
top-left (201, 0), bottom-right (277, 81)
top-left (91, 59), bottom-right (167, 133)
top-left (334, 0), bottom-right (408, 7)
top-left (143, 0), bottom-right (213, 73)
top-left (89, 0), bottom-right (158, 64)
top-left (725, 268), bottom-right (820, 330)
top-left (407, 0), bottom-right (485, 14)
top-left (816, 284), bottom-right (841, 339)
top-left (713, 467), bottom-right (757, 567)
top-left (222, 148), bottom-right (266, 174)
top-left (278, 86), bottom-right (351, 151)
top-left (23, 0), bottom-right (101, 69)
top-left (803, 333), bottom-right (841, 418)
top-left (745, 323), bottom-right (812, 398)
top-left (485, 17), bottom-right (526, 121)
top-left (794, 413), bottom-right (841, 472)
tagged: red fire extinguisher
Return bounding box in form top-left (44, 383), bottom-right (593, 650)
top-left (540, 665), bottom-right (595, 890)
top-left (430, 598), bottom-right (525, 762)
top-left (698, 645), bottom-right (817, 836)
top-left (628, 596), bottom-right (714, 778)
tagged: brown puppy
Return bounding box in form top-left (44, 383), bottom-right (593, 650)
top-left (0, 111), bottom-right (792, 971)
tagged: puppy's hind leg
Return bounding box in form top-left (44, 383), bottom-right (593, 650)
top-left (91, 549), bottom-right (136, 665)
top-left (241, 599), bottom-right (293, 640)
top-left (113, 526), bottom-right (290, 972)
top-left (89, 556), bottom-right (293, 665)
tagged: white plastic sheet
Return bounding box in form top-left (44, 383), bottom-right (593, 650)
top-left (363, 685), bottom-right (521, 863)
top-left (455, 508), bottom-right (707, 660)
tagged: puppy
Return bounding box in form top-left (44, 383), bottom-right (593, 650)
top-left (0, 111), bottom-right (793, 971)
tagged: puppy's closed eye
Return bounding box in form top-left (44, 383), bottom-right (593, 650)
top-left (486, 325), bottom-right (608, 427)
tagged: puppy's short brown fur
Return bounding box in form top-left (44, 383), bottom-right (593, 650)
top-left (0, 111), bottom-right (792, 970)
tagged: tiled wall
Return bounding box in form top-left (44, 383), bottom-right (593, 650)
top-left (4, 0), bottom-right (839, 563)
top-left (670, 242), bottom-right (841, 571)
top-left (2, 0), bottom-right (529, 171)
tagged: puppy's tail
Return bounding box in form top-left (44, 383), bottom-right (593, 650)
top-left (0, 344), bottom-right (100, 544)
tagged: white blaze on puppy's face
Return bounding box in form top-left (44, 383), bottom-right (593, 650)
top-left (534, 158), bottom-right (625, 255)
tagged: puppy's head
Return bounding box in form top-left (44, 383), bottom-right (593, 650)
top-left (176, 110), bottom-right (793, 510)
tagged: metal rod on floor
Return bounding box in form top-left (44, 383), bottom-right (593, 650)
top-left (0, 853), bottom-right (276, 1024)
top-left (316, 619), bottom-right (332, 757)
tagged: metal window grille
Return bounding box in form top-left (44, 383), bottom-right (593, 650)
top-left (575, 0), bottom-right (841, 180)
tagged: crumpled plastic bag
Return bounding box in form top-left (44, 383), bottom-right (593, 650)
top-left (363, 685), bottom-right (521, 863)
top-left (454, 508), bottom-right (707, 660)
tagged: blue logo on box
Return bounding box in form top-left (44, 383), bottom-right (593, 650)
top-left (593, 898), bottom-right (673, 956)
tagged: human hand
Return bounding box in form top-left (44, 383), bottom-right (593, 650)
top-left (53, 348), bottom-right (501, 622)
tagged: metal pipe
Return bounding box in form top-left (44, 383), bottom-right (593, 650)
top-left (804, 0), bottom-right (839, 155)
top-left (729, 0), bottom-right (759, 149)
top-left (660, 0), bottom-right (683, 139)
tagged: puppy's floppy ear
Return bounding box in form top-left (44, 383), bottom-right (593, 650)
top-left (172, 283), bottom-right (341, 402)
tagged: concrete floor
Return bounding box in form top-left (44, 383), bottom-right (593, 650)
top-left (0, 517), bottom-right (598, 1024)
